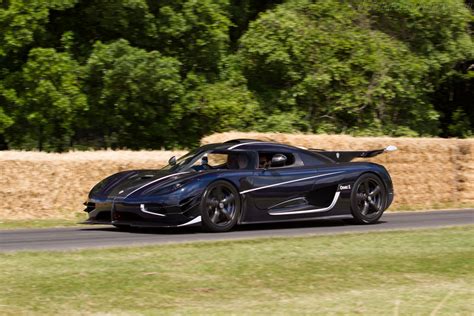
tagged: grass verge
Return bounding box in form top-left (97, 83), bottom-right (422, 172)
top-left (0, 226), bottom-right (473, 315)
top-left (0, 212), bottom-right (87, 230)
top-left (0, 218), bottom-right (82, 230)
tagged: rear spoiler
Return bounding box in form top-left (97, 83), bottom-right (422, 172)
top-left (310, 145), bottom-right (397, 162)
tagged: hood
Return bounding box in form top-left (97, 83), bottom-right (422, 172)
top-left (89, 169), bottom-right (193, 200)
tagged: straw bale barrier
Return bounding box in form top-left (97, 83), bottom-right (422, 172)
top-left (0, 133), bottom-right (472, 220)
top-left (0, 150), bottom-right (185, 220)
top-left (203, 132), bottom-right (474, 211)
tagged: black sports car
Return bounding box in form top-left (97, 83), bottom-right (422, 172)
top-left (83, 139), bottom-right (396, 232)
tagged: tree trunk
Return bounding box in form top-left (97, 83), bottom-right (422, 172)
top-left (0, 133), bottom-right (8, 150)
top-left (38, 125), bottom-right (43, 151)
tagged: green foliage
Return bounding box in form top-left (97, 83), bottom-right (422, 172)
top-left (45, 0), bottom-right (157, 59)
top-left (150, 0), bottom-right (232, 74)
top-left (0, 105), bottom-right (13, 133)
top-left (228, 0), bottom-right (284, 48)
top-left (448, 108), bottom-right (473, 137)
top-left (432, 62), bottom-right (474, 137)
top-left (2, 48), bottom-right (86, 151)
top-left (83, 40), bottom-right (184, 149)
top-left (0, 227), bottom-right (473, 314)
top-left (0, 0), bottom-right (472, 151)
top-left (177, 78), bottom-right (261, 146)
top-left (0, 0), bottom-right (78, 56)
top-left (238, 0), bottom-right (472, 136)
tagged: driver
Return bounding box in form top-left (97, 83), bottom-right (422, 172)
top-left (226, 154), bottom-right (238, 169)
top-left (201, 155), bottom-right (209, 168)
top-left (193, 155), bottom-right (210, 171)
top-left (259, 154), bottom-right (270, 169)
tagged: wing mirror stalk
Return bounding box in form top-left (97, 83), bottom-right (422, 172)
top-left (168, 156), bottom-right (177, 166)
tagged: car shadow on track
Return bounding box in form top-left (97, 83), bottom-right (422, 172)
top-left (81, 219), bottom-right (386, 235)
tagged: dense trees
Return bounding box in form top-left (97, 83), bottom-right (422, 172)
top-left (83, 40), bottom-right (184, 149)
top-left (0, 0), bottom-right (472, 151)
top-left (238, 0), bottom-right (473, 136)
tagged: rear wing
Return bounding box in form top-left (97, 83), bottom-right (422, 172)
top-left (310, 145), bottom-right (397, 162)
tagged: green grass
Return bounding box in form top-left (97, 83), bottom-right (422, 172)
top-left (0, 226), bottom-right (473, 315)
top-left (0, 213), bottom-right (87, 230)
top-left (0, 219), bottom-right (82, 230)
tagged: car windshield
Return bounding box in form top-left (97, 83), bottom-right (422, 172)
top-left (161, 148), bottom-right (202, 172)
top-left (162, 148), bottom-right (254, 172)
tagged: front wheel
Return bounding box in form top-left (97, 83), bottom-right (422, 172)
top-left (350, 173), bottom-right (387, 224)
top-left (200, 180), bottom-right (240, 232)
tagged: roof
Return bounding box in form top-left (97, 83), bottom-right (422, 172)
top-left (199, 139), bottom-right (335, 164)
top-left (223, 139), bottom-right (263, 144)
top-left (214, 139), bottom-right (301, 152)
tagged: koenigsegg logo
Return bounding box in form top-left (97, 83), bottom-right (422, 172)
top-left (339, 184), bottom-right (351, 190)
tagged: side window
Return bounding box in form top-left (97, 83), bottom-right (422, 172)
top-left (192, 152), bottom-right (252, 170)
top-left (206, 153), bottom-right (228, 167)
top-left (191, 153), bottom-right (228, 169)
top-left (299, 152), bottom-right (330, 166)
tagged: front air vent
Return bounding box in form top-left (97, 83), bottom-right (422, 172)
top-left (84, 202), bottom-right (95, 213)
top-left (140, 203), bottom-right (166, 216)
top-left (140, 174), bottom-right (155, 179)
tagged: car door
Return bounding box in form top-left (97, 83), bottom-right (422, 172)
top-left (245, 167), bottom-right (319, 212)
top-left (241, 151), bottom-right (344, 221)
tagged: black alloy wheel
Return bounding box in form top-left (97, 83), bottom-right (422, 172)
top-left (350, 174), bottom-right (387, 224)
top-left (201, 180), bottom-right (240, 232)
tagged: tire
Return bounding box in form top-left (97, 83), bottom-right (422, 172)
top-left (200, 180), bottom-right (241, 232)
top-left (350, 173), bottom-right (387, 224)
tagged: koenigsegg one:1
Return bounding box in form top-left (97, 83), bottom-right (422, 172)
top-left (83, 139), bottom-right (396, 232)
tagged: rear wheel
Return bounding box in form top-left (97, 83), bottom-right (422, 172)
top-left (200, 181), bottom-right (240, 232)
top-left (350, 174), bottom-right (387, 224)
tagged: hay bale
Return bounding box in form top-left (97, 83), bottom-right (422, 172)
top-left (0, 150), bottom-right (184, 219)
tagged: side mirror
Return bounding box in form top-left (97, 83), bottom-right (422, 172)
top-left (271, 154), bottom-right (287, 167)
top-left (168, 156), bottom-right (177, 166)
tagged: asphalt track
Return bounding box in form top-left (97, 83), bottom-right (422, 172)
top-left (0, 209), bottom-right (472, 252)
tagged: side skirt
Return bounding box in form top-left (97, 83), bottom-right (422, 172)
top-left (268, 191), bottom-right (340, 216)
top-left (239, 214), bottom-right (353, 225)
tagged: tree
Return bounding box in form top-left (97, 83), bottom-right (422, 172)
top-left (228, 0), bottom-right (283, 49)
top-left (82, 40), bottom-right (184, 148)
top-left (0, 84), bottom-right (14, 135)
top-left (0, 0), bottom-right (472, 151)
top-left (46, 0), bottom-right (157, 60)
top-left (177, 78), bottom-right (262, 146)
top-left (2, 48), bottom-right (86, 151)
top-left (432, 61), bottom-right (474, 137)
top-left (237, 0), bottom-right (473, 136)
top-left (148, 0), bottom-right (232, 75)
top-left (0, 97), bottom-right (13, 149)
